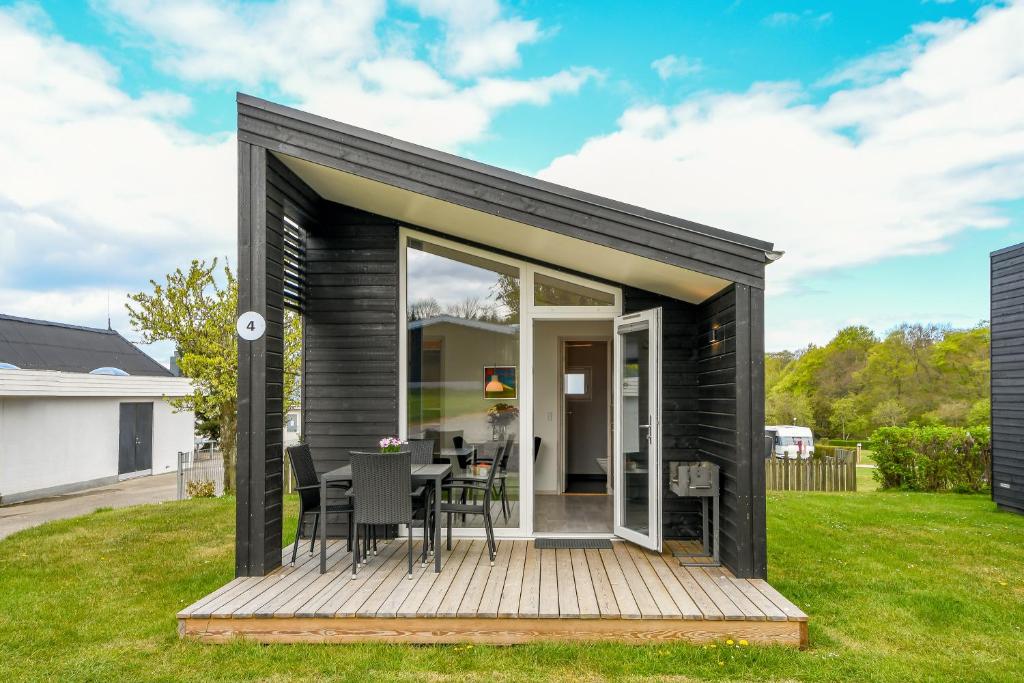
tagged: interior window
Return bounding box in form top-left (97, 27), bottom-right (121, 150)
top-left (565, 372), bottom-right (587, 395)
top-left (534, 272), bottom-right (614, 307)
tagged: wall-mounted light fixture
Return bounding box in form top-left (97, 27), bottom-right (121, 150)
top-left (711, 325), bottom-right (720, 344)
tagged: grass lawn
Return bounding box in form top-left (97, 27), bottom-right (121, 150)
top-left (1, 490), bottom-right (1022, 681)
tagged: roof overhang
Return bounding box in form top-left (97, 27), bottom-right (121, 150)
top-left (0, 369), bottom-right (192, 398)
top-left (239, 94), bottom-right (775, 304)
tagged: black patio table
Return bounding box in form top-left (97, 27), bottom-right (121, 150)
top-left (320, 462), bottom-right (452, 574)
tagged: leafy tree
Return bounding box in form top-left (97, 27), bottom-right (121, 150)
top-left (966, 397), bottom-right (990, 428)
top-left (127, 258), bottom-right (302, 494)
top-left (871, 398), bottom-right (908, 428)
top-left (766, 390), bottom-right (813, 427)
top-left (829, 396), bottom-right (860, 440)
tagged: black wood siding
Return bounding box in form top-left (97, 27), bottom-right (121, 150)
top-left (696, 285), bottom-right (767, 579)
top-left (991, 243), bottom-right (1024, 514)
top-left (303, 203), bottom-right (400, 534)
top-left (236, 144), bottom-right (287, 576)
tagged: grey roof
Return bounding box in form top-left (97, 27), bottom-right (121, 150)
top-left (408, 315), bottom-right (518, 335)
top-left (0, 314), bottom-right (171, 377)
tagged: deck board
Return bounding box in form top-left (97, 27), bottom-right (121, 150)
top-left (497, 540), bottom-right (527, 617)
top-left (179, 539), bottom-right (808, 647)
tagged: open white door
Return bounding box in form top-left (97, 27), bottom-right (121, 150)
top-left (613, 308), bottom-right (662, 551)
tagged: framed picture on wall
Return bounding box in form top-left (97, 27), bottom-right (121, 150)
top-left (483, 366), bottom-right (517, 399)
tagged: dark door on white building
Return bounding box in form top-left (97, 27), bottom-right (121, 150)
top-left (119, 402), bottom-right (153, 476)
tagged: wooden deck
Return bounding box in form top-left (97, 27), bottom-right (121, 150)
top-left (178, 539), bottom-right (807, 646)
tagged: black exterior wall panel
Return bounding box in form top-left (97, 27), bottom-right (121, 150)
top-left (991, 243), bottom-right (1024, 514)
top-left (302, 204), bottom-right (400, 537)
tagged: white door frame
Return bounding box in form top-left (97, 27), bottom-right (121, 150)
top-left (613, 307), bottom-right (663, 551)
top-left (398, 226), bottom-right (622, 539)
top-left (557, 336), bottom-right (613, 495)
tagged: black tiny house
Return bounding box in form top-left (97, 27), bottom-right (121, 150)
top-left (234, 94), bottom-right (779, 580)
top-left (991, 242), bottom-right (1024, 515)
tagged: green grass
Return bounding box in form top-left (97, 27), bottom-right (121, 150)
top-left (1, 491), bottom-right (1022, 681)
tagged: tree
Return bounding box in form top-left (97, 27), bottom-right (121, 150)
top-left (408, 297), bottom-right (442, 321)
top-left (128, 259), bottom-right (238, 491)
top-left (127, 258), bottom-right (302, 494)
top-left (829, 396), bottom-right (860, 440)
top-left (283, 311), bottom-right (302, 417)
top-left (766, 390), bottom-right (813, 427)
top-left (871, 398), bottom-right (907, 428)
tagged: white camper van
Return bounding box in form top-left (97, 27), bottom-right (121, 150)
top-left (765, 425), bottom-right (815, 459)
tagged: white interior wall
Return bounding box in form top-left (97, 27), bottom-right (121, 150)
top-left (533, 320), bottom-right (613, 493)
top-left (0, 396), bottom-right (194, 502)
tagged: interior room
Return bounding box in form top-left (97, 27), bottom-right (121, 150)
top-left (533, 320), bottom-right (614, 534)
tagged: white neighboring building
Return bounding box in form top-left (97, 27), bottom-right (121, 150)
top-left (0, 315), bottom-right (195, 504)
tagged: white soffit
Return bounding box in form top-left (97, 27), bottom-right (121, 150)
top-left (276, 154), bottom-right (731, 304)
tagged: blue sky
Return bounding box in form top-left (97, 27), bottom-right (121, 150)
top-left (1, 0), bottom-right (1022, 360)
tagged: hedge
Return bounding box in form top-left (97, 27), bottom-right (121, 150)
top-left (869, 425), bottom-right (991, 492)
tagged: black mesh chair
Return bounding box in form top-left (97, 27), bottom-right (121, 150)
top-left (407, 438), bottom-right (437, 557)
top-left (471, 436), bottom-right (515, 520)
top-left (286, 444), bottom-right (353, 566)
top-left (408, 439), bottom-right (434, 464)
top-left (348, 451), bottom-right (425, 580)
top-left (440, 441), bottom-right (504, 564)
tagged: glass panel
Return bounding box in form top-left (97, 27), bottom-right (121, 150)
top-left (407, 239), bottom-right (520, 529)
top-left (621, 325), bottom-right (650, 535)
top-left (565, 373), bottom-right (586, 395)
top-left (534, 272), bottom-right (615, 307)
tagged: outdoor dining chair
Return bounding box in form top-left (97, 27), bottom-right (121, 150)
top-left (285, 444), bottom-right (353, 566)
top-left (407, 438), bottom-right (437, 556)
top-left (440, 440), bottom-right (504, 564)
top-left (347, 450), bottom-right (426, 580)
top-left (472, 436), bottom-right (515, 521)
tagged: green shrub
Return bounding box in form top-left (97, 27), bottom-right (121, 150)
top-left (821, 438), bottom-right (868, 448)
top-left (870, 425), bottom-right (990, 492)
top-left (814, 444), bottom-right (838, 459)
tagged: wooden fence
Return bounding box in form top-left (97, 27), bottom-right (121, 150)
top-left (765, 448), bottom-right (859, 492)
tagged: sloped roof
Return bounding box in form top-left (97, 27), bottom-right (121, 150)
top-left (0, 314), bottom-right (171, 377)
top-left (237, 94), bottom-right (778, 300)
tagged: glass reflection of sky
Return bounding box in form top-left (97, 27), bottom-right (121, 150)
top-left (407, 246), bottom-right (514, 317)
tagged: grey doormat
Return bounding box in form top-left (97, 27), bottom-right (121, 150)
top-left (534, 538), bottom-right (612, 549)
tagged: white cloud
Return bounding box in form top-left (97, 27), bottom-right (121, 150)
top-left (0, 1), bottom-right (594, 348)
top-left (763, 10), bottom-right (833, 28)
top-left (402, 0), bottom-right (541, 77)
top-left (651, 54), bottom-right (704, 80)
top-left (96, 0), bottom-right (591, 150)
top-left (537, 3), bottom-right (1024, 296)
top-left (0, 7), bottom-right (235, 339)
top-left (820, 18), bottom-right (965, 86)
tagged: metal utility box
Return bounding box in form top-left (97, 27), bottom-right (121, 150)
top-left (669, 461), bottom-right (720, 566)
top-left (671, 461), bottom-right (719, 497)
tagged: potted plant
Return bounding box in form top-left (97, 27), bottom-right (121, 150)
top-left (378, 436), bottom-right (407, 453)
top-left (486, 402), bottom-right (519, 440)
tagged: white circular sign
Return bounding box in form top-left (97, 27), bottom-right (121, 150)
top-left (237, 311), bottom-right (266, 341)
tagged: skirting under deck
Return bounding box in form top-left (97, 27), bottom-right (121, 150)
top-left (178, 539), bottom-right (807, 647)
